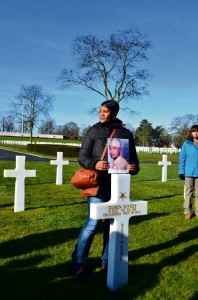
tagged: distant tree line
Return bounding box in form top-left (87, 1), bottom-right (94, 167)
top-left (1, 110), bottom-right (198, 148)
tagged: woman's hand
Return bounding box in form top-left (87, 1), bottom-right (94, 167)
top-left (128, 164), bottom-right (136, 171)
top-left (95, 160), bottom-right (108, 171)
top-left (128, 164), bottom-right (140, 175)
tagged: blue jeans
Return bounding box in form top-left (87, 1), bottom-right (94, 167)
top-left (72, 187), bottom-right (110, 270)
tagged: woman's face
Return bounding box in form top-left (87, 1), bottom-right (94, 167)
top-left (191, 129), bottom-right (198, 141)
top-left (99, 105), bottom-right (113, 123)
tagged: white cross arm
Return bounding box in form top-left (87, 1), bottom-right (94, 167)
top-left (50, 160), bottom-right (69, 166)
top-left (158, 161), bottom-right (171, 166)
top-left (4, 169), bottom-right (36, 178)
top-left (90, 200), bottom-right (147, 220)
top-left (158, 154), bottom-right (171, 166)
top-left (50, 152), bottom-right (69, 166)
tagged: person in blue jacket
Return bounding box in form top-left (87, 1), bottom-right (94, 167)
top-left (179, 124), bottom-right (198, 220)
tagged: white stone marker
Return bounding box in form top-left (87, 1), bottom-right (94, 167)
top-left (90, 174), bottom-right (147, 291)
top-left (158, 154), bottom-right (171, 182)
top-left (50, 152), bottom-right (69, 185)
top-left (4, 156), bottom-right (36, 212)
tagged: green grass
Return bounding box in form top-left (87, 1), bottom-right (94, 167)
top-left (0, 150), bottom-right (197, 300)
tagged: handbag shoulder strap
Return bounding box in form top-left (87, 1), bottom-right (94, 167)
top-left (100, 128), bottom-right (117, 160)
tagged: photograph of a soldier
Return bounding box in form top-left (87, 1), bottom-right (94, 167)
top-left (108, 138), bottom-right (129, 173)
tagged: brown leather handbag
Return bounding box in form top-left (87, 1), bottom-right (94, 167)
top-left (71, 167), bottom-right (99, 189)
top-left (71, 129), bottom-right (117, 194)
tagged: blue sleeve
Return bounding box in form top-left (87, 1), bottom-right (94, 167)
top-left (179, 142), bottom-right (186, 175)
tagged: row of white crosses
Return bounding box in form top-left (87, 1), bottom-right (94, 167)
top-left (4, 152), bottom-right (69, 212)
top-left (3, 154), bottom-right (148, 291)
top-left (3, 153), bottom-right (171, 213)
top-left (3, 153), bottom-right (172, 291)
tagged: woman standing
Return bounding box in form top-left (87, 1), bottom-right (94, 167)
top-left (179, 124), bottom-right (198, 220)
top-left (72, 100), bottom-right (139, 277)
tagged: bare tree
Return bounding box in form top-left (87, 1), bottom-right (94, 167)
top-left (170, 114), bottom-right (198, 147)
top-left (62, 122), bottom-right (80, 137)
top-left (39, 119), bottom-right (56, 134)
top-left (54, 122), bottom-right (80, 138)
top-left (9, 85), bottom-right (54, 143)
top-left (0, 114), bottom-right (16, 132)
top-left (58, 26), bottom-right (151, 114)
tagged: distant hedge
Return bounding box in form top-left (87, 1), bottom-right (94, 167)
top-left (27, 144), bottom-right (80, 157)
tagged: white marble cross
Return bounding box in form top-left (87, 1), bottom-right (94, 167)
top-left (4, 156), bottom-right (36, 212)
top-left (50, 152), bottom-right (69, 184)
top-left (158, 154), bottom-right (171, 182)
top-left (90, 174), bottom-right (147, 291)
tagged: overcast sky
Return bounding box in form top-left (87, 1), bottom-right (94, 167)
top-left (1, 0), bottom-right (198, 130)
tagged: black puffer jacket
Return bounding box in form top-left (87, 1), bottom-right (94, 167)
top-left (78, 118), bottom-right (139, 179)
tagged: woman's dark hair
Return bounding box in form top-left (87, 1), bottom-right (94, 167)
top-left (187, 124), bottom-right (198, 141)
top-left (101, 100), bottom-right (119, 116)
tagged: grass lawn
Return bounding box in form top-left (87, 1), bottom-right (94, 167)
top-left (0, 149), bottom-right (197, 300)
